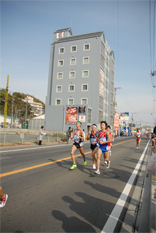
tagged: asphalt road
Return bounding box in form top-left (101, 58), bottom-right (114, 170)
top-left (0, 136), bottom-right (149, 233)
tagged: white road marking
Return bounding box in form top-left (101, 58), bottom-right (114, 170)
top-left (0, 141), bottom-right (89, 153)
top-left (101, 140), bottom-right (150, 233)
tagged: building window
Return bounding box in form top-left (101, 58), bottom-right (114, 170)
top-left (82, 84), bottom-right (88, 91)
top-left (99, 110), bottom-right (103, 123)
top-left (81, 98), bottom-right (88, 105)
top-left (68, 98), bottom-right (74, 105)
top-left (83, 57), bottom-right (90, 64)
top-left (100, 55), bottom-right (105, 70)
top-left (59, 47), bottom-right (65, 54)
top-left (70, 58), bottom-right (76, 65)
top-left (68, 85), bottom-right (75, 92)
top-left (69, 71), bottom-right (76, 78)
top-left (58, 60), bottom-right (64, 66)
top-left (84, 44), bottom-right (90, 51)
top-left (57, 72), bottom-right (63, 79)
top-left (82, 70), bottom-right (89, 77)
top-left (71, 45), bottom-right (77, 52)
top-left (99, 96), bottom-right (103, 110)
top-left (55, 99), bottom-right (61, 105)
top-left (88, 109), bottom-right (91, 123)
top-left (56, 85), bottom-right (62, 92)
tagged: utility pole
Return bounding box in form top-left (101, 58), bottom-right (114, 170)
top-left (3, 75), bottom-right (9, 128)
top-left (11, 97), bottom-right (14, 128)
top-left (25, 100), bottom-right (28, 129)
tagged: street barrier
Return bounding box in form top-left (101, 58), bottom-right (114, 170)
top-left (0, 130), bottom-right (67, 145)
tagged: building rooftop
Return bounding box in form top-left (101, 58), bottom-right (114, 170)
top-left (54, 27), bottom-right (72, 33)
top-left (52, 31), bottom-right (103, 45)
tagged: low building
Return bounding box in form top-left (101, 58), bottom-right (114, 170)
top-left (23, 96), bottom-right (43, 116)
top-left (28, 114), bottom-right (45, 130)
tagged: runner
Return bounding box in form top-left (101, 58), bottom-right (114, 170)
top-left (106, 126), bottom-right (114, 157)
top-left (70, 121), bottom-right (87, 169)
top-left (95, 121), bottom-right (111, 174)
top-left (87, 124), bottom-right (98, 170)
top-left (135, 129), bottom-right (141, 149)
top-left (0, 186), bottom-right (8, 208)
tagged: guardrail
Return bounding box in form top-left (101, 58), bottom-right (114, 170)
top-left (0, 130), bottom-right (67, 145)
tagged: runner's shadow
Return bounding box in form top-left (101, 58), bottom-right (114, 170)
top-left (84, 181), bottom-right (120, 198)
top-left (52, 210), bottom-right (96, 233)
top-left (62, 192), bottom-right (114, 230)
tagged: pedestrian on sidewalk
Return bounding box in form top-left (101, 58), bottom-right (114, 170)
top-left (38, 126), bottom-right (46, 145)
top-left (66, 127), bottom-right (73, 144)
top-left (0, 186), bottom-right (8, 208)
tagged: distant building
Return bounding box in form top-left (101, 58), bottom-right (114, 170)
top-left (28, 114), bottom-right (45, 130)
top-left (23, 96), bottom-right (43, 116)
top-left (45, 27), bottom-right (115, 131)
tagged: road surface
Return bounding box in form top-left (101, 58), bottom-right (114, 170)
top-left (0, 136), bottom-right (148, 232)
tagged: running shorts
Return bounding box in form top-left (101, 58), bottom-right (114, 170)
top-left (73, 142), bottom-right (83, 148)
top-left (136, 138), bottom-right (140, 141)
top-left (98, 145), bottom-right (108, 153)
top-left (90, 144), bottom-right (98, 151)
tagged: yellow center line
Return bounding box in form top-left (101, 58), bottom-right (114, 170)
top-left (0, 139), bottom-right (135, 178)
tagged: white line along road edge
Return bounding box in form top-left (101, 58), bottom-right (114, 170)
top-left (0, 141), bottom-right (90, 153)
top-left (101, 140), bottom-right (150, 233)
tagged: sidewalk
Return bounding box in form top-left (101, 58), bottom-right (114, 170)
top-left (120, 143), bottom-right (156, 233)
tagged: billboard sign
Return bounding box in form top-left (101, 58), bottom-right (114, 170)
top-left (114, 112), bottom-right (120, 127)
top-left (79, 115), bottom-right (86, 122)
top-left (66, 107), bottom-right (77, 124)
top-left (120, 112), bottom-right (129, 121)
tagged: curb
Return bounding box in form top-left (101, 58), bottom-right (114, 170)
top-left (120, 143), bottom-right (153, 232)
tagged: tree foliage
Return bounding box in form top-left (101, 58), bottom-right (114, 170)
top-left (0, 89), bottom-right (45, 121)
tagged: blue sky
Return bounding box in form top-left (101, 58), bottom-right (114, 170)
top-left (1, 0), bottom-right (156, 127)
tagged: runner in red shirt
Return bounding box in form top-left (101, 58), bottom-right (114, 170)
top-left (135, 129), bottom-right (141, 149)
top-left (107, 126), bottom-right (114, 156)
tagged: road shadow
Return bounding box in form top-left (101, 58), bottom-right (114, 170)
top-left (62, 192), bottom-right (115, 230)
top-left (52, 210), bottom-right (96, 233)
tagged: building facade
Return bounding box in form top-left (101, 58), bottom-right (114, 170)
top-left (45, 28), bottom-right (115, 131)
top-left (23, 96), bottom-right (44, 116)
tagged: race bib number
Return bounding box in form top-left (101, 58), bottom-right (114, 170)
top-left (80, 142), bottom-right (83, 147)
top-left (100, 137), bottom-right (106, 142)
top-left (91, 138), bottom-right (96, 144)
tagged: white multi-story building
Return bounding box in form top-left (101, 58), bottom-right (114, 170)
top-left (23, 96), bottom-right (43, 116)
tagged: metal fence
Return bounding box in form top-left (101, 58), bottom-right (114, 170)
top-left (0, 131), bottom-right (67, 145)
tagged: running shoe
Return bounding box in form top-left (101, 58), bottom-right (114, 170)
top-left (0, 194), bottom-right (8, 208)
top-left (94, 170), bottom-right (100, 174)
top-left (70, 164), bottom-right (77, 170)
top-left (106, 161), bottom-right (110, 169)
top-left (104, 160), bottom-right (107, 164)
top-left (84, 160), bottom-right (87, 166)
top-left (93, 164), bottom-right (96, 170)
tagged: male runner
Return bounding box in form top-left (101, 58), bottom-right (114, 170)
top-left (107, 125), bottom-right (114, 156)
top-left (135, 129), bottom-right (141, 149)
top-left (95, 121), bottom-right (111, 174)
top-left (70, 121), bottom-right (87, 169)
top-left (87, 124), bottom-right (98, 169)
